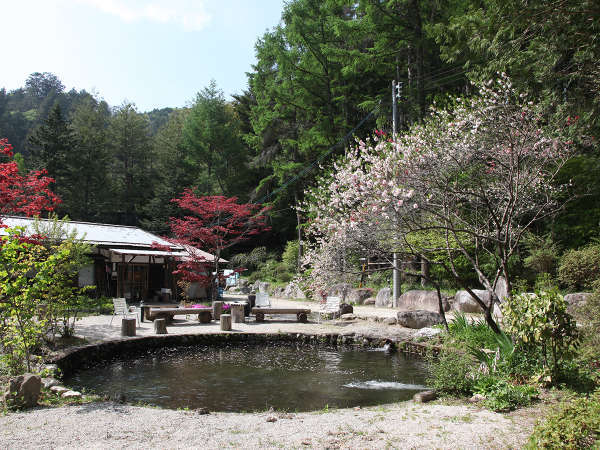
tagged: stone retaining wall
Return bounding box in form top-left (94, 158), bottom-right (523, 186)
top-left (50, 333), bottom-right (440, 377)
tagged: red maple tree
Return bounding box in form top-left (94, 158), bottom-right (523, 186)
top-left (163, 190), bottom-right (270, 300)
top-left (0, 138), bottom-right (60, 222)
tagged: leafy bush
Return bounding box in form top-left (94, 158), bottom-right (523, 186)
top-left (473, 377), bottom-right (538, 412)
top-left (527, 390), bottom-right (600, 449)
top-left (558, 245), bottom-right (600, 290)
top-left (281, 240), bottom-right (299, 273)
top-left (502, 289), bottom-right (580, 382)
top-left (426, 350), bottom-right (476, 396)
top-left (447, 312), bottom-right (499, 350)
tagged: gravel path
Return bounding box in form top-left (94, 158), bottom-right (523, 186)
top-left (0, 296), bottom-right (539, 448)
top-left (0, 400), bottom-right (538, 449)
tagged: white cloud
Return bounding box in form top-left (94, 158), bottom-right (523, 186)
top-left (75, 0), bottom-right (211, 31)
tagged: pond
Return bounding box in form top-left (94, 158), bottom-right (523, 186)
top-left (65, 344), bottom-right (429, 412)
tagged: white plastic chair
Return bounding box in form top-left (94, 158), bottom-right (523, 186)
top-left (255, 292), bottom-right (271, 308)
top-left (318, 296), bottom-right (341, 323)
top-left (110, 297), bottom-right (137, 326)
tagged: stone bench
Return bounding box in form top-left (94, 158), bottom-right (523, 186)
top-left (252, 307), bottom-right (311, 323)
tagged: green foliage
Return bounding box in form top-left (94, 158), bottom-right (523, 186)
top-left (473, 377), bottom-right (538, 412)
top-left (527, 390), bottom-right (600, 449)
top-left (230, 247), bottom-right (268, 273)
top-left (447, 312), bottom-right (498, 350)
top-left (502, 290), bottom-right (580, 382)
top-left (523, 232), bottom-right (560, 276)
top-left (558, 245), bottom-right (600, 290)
top-left (426, 351), bottom-right (476, 396)
top-left (0, 226), bottom-right (91, 374)
top-left (281, 240), bottom-right (299, 273)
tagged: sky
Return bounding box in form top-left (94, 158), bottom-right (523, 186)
top-left (2, 0), bottom-right (285, 111)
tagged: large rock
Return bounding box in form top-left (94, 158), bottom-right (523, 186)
top-left (564, 292), bottom-right (591, 314)
top-left (495, 277), bottom-right (509, 302)
top-left (339, 303), bottom-right (354, 315)
top-left (346, 288), bottom-right (375, 305)
top-left (453, 290), bottom-right (491, 313)
top-left (328, 283), bottom-right (353, 301)
top-left (3, 373), bottom-right (41, 408)
top-left (363, 297), bottom-right (376, 305)
top-left (397, 290), bottom-right (450, 312)
top-left (282, 283), bottom-right (306, 299)
top-left (271, 286), bottom-right (286, 298)
top-left (397, 310), bottom-right (444, 329)
top-left (375, 287), bottom-right (393, 307)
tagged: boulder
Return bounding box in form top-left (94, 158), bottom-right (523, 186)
top-left (413, 390), bottom-right (437, 403)
top-left (363, 297), bottom-right (376, 306)
top-left (453, 290), bottom-right (490, 313)
top-left (61, 390), bottom-right (82, 399)
top-left (495, 277), bottom-right (509, 302)
top-left (272, 286), bottom-right (286, 298)
top-left (239, 286), bottom-right (251, 294)
top-left (282, 283), bottom-right (306, 300)
top-left (396, 290), bottom-right (450, 312)
top-left (375, 288), bottom-right (393, 307)
top-left (328, 283), bottom-right (353, 301)
top-left (564, 292), bottom-right (591, 314)
top-left (4, 374), bottom-right (41, 408)
top-left (50, 385), bottom-right (69, 395)
top-left (339, 303), bottom-right (354, 315)
top-left (397, 310), bottom-right (444, 329)
top-left (341, 313), bottom-right (357, 321)
top-left (42, 377), bottom-right (60, 389)
top-left (414, 327), bottom-right (443, 339)
top-left (383, 317), bottom-right (398, 325)
top-left (346, 288), bottom-right (374, 305)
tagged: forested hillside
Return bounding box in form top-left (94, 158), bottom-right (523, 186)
top-left (1, 0), bottom-right (598, 258)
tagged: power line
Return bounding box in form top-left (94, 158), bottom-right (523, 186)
top-left (255, 104), bottom-right (381, 205)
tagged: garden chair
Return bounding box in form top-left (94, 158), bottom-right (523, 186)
top-left (110, 297), bottom-right (138, 326)
top-left (255, 292), bottom-right (271, 308)
top-left (317, 296), bottom-right (341, 323)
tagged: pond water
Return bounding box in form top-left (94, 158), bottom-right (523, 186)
top-left (65, 345), bottom-right (429, 412)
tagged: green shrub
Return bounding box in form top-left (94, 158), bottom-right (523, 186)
top-left (502, 289), bottom-right (580, 382)
top-left (281, 240), bottom-right (299, 272)
top-left (558, 245), bottom-right (600, 290)
top-left (426, 350), bottom-right (476, 396)
top-left (473, 377), bottom-right (538, 412)
top-left (527, 390), bottom-right (600, 449)
top-left (447, 312), bottom-right (498, 350)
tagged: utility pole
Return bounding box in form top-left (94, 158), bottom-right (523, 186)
top-left (392, 80), bottom-right (401, 307)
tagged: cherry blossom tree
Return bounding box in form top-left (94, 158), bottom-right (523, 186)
top-left (164, 191), bottom-right (270, 300)
top-left (302, 76), bottom-right (575, 332)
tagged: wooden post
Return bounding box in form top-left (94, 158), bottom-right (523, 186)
top-left (198, 310), bottom-right (212, 323)
top-left (231, 303), bottom-right (245, 323)
top-left (220, 314), bottom-right (232, 331)
top-left (121, 318), bottom-right (136, 337)
top-left (212, 301), bottom-right (223, 320)
top-left (153, 318), bottom-right (168, 334)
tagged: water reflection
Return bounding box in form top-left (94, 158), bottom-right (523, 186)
top-left (66, 345), bottom-right (428, 412)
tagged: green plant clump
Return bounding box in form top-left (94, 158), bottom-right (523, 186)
top-left (426, 350), bottom-right (475, 396)
top-left (473, 377), bottom-right (538, 412)
top-left (558, 245), bottom-right (600, 290)
top-left (502, 289), bottom-right (580, 382)
top-left (446, 312), bottom-right (498, 350)
top-left (527, 390), bottom-right (600, 449)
